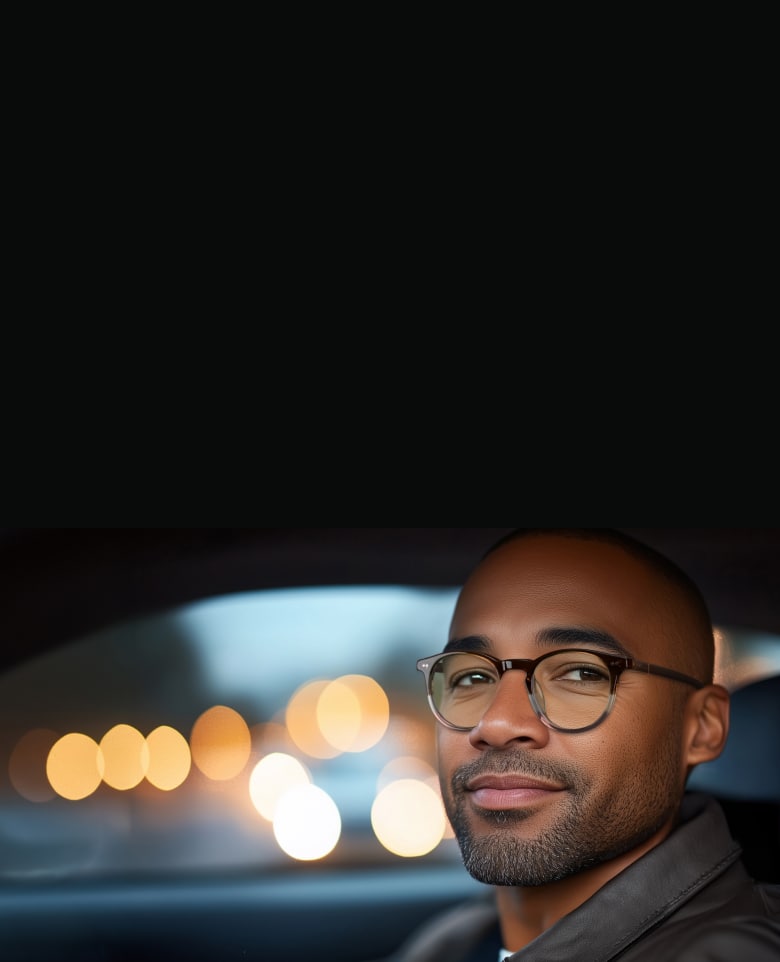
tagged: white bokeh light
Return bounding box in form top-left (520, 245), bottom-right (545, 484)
top-left (249, 752), bottom-right (311, 820)
top-left (273, 783), bottom-right (342, 860)
top-left (371, 779), bottom-right (446, 857)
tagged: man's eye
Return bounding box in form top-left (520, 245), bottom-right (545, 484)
top-left (450, 671), bottom-right (494, 688)
top-left (555, 665), bottom-right (609, 684)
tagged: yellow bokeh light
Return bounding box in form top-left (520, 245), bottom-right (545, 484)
top-left (190, 705), bottom-right (251, 781)
top-left (272, 783), bottom-right (341, 861)
top-left (286, 681), bottom-right (342, 759)
top-left (317, 679), bottom-right (361, 751)
top-left (146, 725), bottom-right (192, 791)
top-left (47, 732), bottom-right (104, 801)
top-left (318, 675), bottom-right (389, 753)
top-left (100, 724), bottom-right (148, 791)
top-left (371, 779), bottom-right (446, 857)
top-left (249, 752), bottom-right (311, 820)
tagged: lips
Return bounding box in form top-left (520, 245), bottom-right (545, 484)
top-left (465, 773), bottom-right (564, 810)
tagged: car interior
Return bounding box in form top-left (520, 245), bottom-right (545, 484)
top-left (0, 528), bottom-right (778, 962)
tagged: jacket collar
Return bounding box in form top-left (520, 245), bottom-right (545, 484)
top-left (509, 793), bottom-right (742, 962)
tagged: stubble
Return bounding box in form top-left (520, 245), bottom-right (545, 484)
top-left (443, 746), bottom-right (682, 886)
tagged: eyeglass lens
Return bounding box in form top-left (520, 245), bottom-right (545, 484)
top-left (428, 650), bottom-right (614, 731)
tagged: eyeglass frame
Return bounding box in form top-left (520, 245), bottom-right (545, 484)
top-left (416, 648), bottom-right (706, 734)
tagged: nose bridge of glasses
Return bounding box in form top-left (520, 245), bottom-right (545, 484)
top-left (477, 658), bottom-right (546, 731)
top-left (500, 658), bottom-right (537, 690)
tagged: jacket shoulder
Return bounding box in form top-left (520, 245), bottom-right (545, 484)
top-left (624, 871), bottom-right (780, 962)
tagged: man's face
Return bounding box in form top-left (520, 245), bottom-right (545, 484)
top-left (437, 535), bottom-right (695, 887)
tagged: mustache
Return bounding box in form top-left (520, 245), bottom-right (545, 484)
top-left (451, 752), bottom-right (580, 793)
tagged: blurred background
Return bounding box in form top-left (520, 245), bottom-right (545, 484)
top-left (1, 527), bottom-right (778, 884)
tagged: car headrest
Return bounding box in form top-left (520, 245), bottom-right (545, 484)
top-left (688, 672), bottom-right (780, 802)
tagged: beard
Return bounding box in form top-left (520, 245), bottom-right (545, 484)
top-left (443, 747), bottom-right (682, 887)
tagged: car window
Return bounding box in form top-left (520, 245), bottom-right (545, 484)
top-left (0, 586), bottom-right (464, 879)
top-left (1, 585), bottom-right (778, 882)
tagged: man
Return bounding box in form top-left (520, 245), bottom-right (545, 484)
top-left (384, 529), bottom-right (780, 961)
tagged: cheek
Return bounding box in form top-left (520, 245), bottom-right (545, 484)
top-left (614, 679), bottom-right (677, 734)
top-left (436, 728), bottom-right (454, 759)
top-left (596, 689), bottom-right (685, 772)
top-left (436, 729), bottom-right (466, 777)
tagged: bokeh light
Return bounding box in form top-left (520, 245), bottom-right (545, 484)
top-left (145, 725), bottom-right (191, 791)
top-left (190, 705), bottom-right (251, 780)
top-left (249, 752), bottom-right (311, 820)
top-left (318, 674), bottom-right (389, 752)
top-left (100, 724), bottom-right (148, 791)
top-left (273, 783), bottom-right (341, 860)
top-left (371, 779), bottom-right (446, 857)
top-left (286, 681), bottom-right (342, 759)
top-left (47, 732), bottom-right (104, 801)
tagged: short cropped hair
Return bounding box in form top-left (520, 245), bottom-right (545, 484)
top-left (484, 528), bottom-right (716, 683)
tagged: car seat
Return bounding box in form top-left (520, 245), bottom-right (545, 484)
top-left (688, 672), bottom-right (780, 882)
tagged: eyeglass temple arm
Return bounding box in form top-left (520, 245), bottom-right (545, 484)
top-left (628, 659), bottom-right (705, 690)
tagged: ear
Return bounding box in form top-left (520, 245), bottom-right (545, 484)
top-left (684, 683), bottom-right (730, 767)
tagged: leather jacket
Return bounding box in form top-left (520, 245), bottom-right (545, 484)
top-left (379, 793), bottom-right (780, 961)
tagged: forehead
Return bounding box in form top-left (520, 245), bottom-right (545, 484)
top-left (450, 535), bottom-right (683, 662)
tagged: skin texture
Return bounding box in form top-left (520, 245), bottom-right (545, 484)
top-left (436, 531), bottom-right (730, 952)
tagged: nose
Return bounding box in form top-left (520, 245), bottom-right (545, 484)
top-left (467, 669), bottom-right (550, 749)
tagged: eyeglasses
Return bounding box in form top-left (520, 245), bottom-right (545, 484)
top-left (416, 649), bottom-right (704, 733)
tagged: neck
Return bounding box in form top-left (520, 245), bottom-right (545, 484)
top-left (495, 829), bottom-right (670, 951)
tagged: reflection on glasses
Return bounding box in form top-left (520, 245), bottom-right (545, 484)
top-left (416, 648), bottom-right (704, 733)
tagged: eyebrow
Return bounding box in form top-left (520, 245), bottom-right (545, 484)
top-left (444, 626), bottom-right (633, 659)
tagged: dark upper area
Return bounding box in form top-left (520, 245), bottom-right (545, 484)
top-left (2, 528), bottom-right (779, 673)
